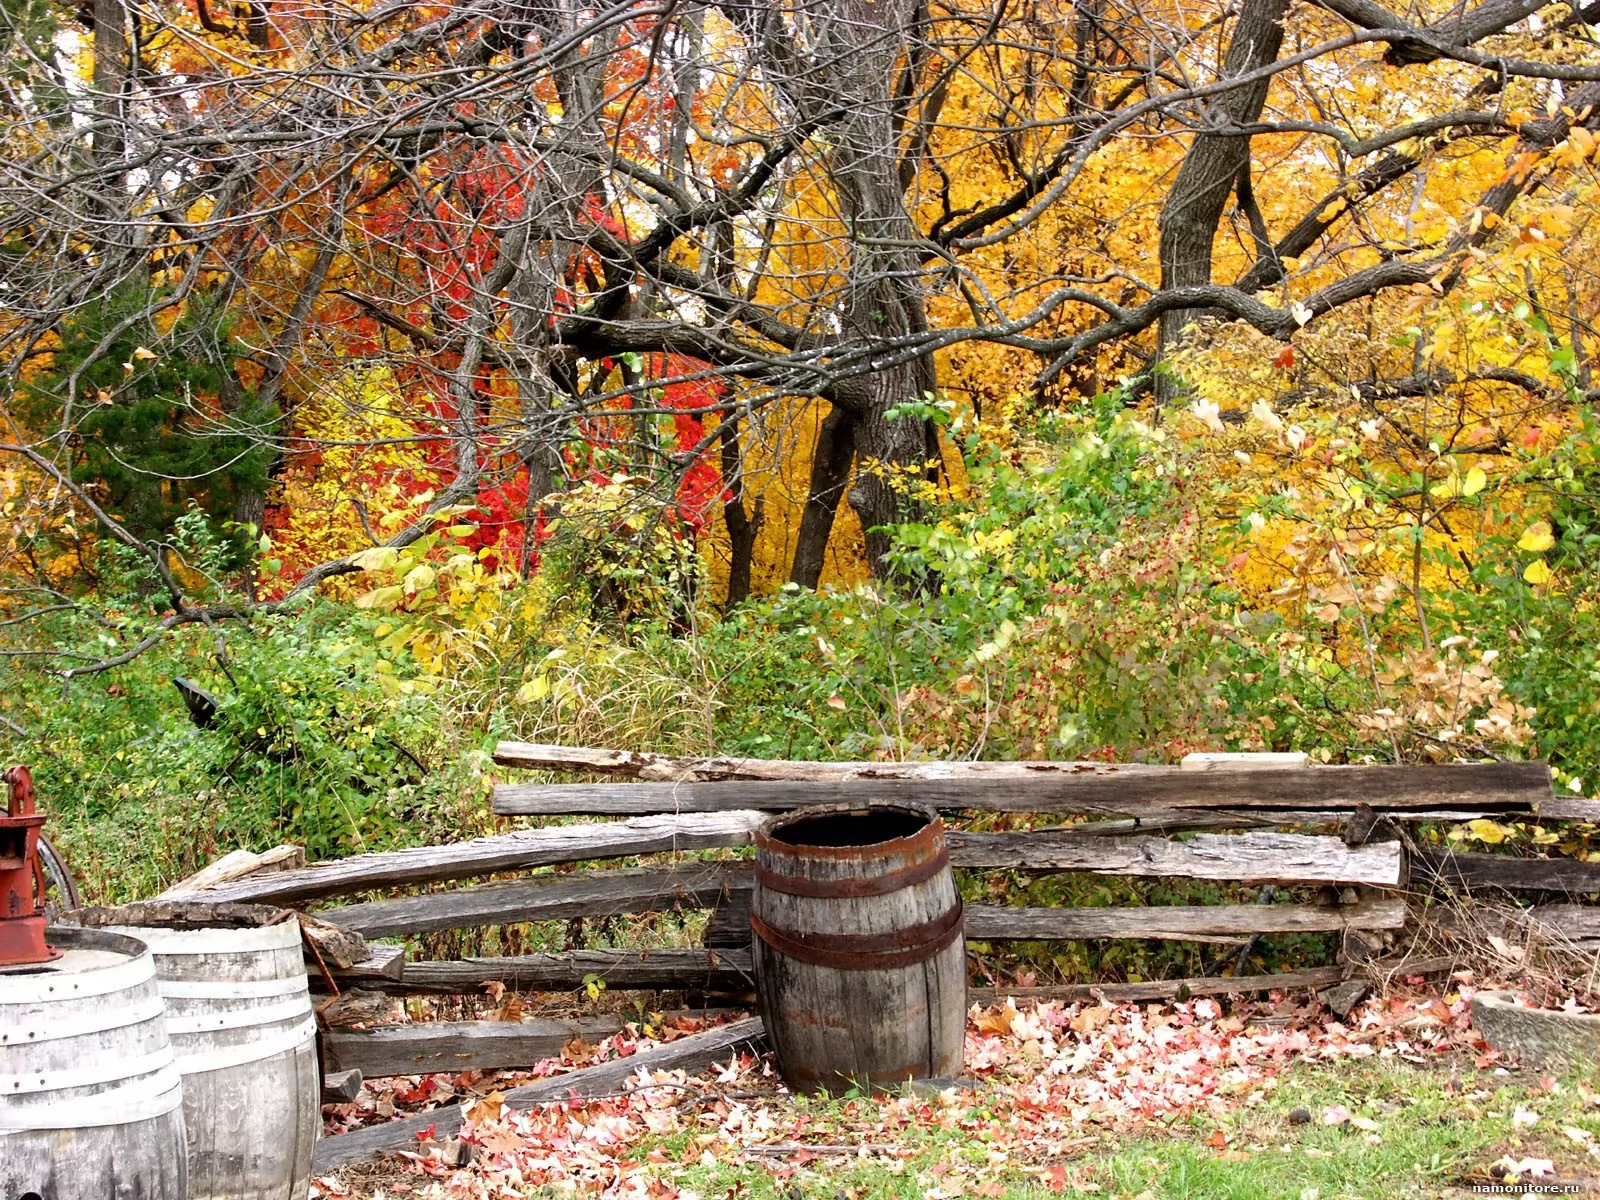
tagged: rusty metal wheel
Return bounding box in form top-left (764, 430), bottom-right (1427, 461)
top-left (37, 832), bottom-right (81, 912)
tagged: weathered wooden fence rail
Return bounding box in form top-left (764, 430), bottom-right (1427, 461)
top-left (491, 761), bottom-right (1552, 817)
top-left (149, 746), bottom-right (1600, 1171)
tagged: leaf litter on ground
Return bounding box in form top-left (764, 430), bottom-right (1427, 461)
top-left (311, 981), bottom-right (1566, 1199)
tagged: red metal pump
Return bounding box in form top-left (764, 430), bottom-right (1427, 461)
top-left (0, 765), bottom-right (60, 966)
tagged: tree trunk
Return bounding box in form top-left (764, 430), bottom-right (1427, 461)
top-left (823, 0), bottom-right (939, 577)
top-left (790, 403), bottom-right (856, 589)
top-left (1155, 0), bottom-right (1288, 401)
top-left (91, 0), bottom-right (128, 168)
top-left (718, 412), bottom-right (759, 605)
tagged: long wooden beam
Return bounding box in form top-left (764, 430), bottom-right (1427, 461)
top-left (1412, 849), bottom-right (1600, 894)
top-left (323, 1016), bottom-right (629, 1078)
top-left (492, 762), bottom-right (1549, 817)
top-left (312, 1017), bottom-right (766, 1170)
top-left (323, 862), bottom-right (747, 939)
top-left (198, 818), bottom-right (1398, 912)
top-left (332, 895), bottom-right (1405, 998)
top-left (324, 860), bottom-right (1405, 945)
top-left (949, 830), bottom-right (1402, 886)
top-left (931, 896), bottom-right (1402, 940)
top-left (198, 811), bottom-right (766, 906)
top-left (344, 947), bottom-right (756, 995)
top-left (323, 867), bottom-right (1402, 942)
top-left (492, 742), bottom-right (1176, 782)
top-left (702, 893), bottom-right (1403, 948)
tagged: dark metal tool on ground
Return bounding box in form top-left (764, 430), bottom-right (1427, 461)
top-left (0, 764), bottom-right (60, 965)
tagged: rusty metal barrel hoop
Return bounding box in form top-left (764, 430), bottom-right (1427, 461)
top-left (751, 804), bottom-right (964, 971)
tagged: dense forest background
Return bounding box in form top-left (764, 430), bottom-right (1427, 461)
top-left (1, 0), bottom-right (1597, 979)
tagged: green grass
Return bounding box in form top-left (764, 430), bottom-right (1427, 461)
top-left (629, 1058), bottom-right (1600, 1200)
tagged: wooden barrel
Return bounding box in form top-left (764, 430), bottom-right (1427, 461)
top-left (751, 803), bottom-right (966, 1093)
top-left (110, 918), bottom-right (319, 1200)
top-left (0, 926), bottom-right (188, 1200)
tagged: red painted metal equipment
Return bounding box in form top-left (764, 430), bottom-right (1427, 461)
top-left (0, 765), bottom-right (60, 965)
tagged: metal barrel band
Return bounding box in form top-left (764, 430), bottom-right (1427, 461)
top-left (750, 902), bottom-right (964, 971)
top-left (755, 845), bottom-right (950, 898)
top-left (755, 805), bottom-right (944, 866)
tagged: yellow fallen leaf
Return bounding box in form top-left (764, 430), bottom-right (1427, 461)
top-left (1468, 818), bottom-right (1507, 844)
top-left (132, 345), bottom-right (157, 360)
top-left (1461, 467), bottom-right (1487, 497)
top-left (1524, 560), bottom-right (1552, 584)
top-left (1517, 521), bottom-right (1555, 553)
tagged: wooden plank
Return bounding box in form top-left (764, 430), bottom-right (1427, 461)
top-left (948, 830), bottom-right (1402, 886)
top-left (198, 811), bottom-right (766, 906)
top-left (156, 844), bottom-right (304, 900)
top-left (1536, 796), bottom-right (1600, 822)
top-left (318, 829), bottom-right (1396, 945)
top-left (704, 891), bottom-right (753, 948)
top-left (323, 1016), bottom-right (628, 1078)
top-left (1528, 904), bottom-right (1600, 939)
top-left (323, 862), bottom-right (747, 939)
top-left (220, 826), bottom-right (1394, 937)
top-left (492, 762), bottom-right (1549, 817)
top-left (312, 1017), bottom-right (766, 1170)
top-left (965, 896), bottom-right (1406, 939)
top-left (351, 947), bottom-right (754, 995)
top-left (1412, 849), bottom-right (1600, 894)
top-left (321, 941), bottom-right (407, 984)
top-left (701, 894), bottom-right (1404, 948)
top-left (275, 826), bottom-right (1396, 943)
top-left (1181, 752), bottom-right (1310, 770)
top-left (970, 964), bottom-right (1350, 1006)
top-left (492, 742), bottom-right (1170, 782)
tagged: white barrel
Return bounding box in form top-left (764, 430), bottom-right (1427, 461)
top-left (0, 927), bottom-right (188, 1200)
top-left (111, 919), bottom-right (319, 1200)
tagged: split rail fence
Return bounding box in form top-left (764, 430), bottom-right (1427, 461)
top-left (134, 746), bottom-right (1600, 1169)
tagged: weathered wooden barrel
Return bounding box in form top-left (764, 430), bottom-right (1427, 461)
top-left (0, 926), bottom-right (188, 1200)
top-left (751, 803), bottom-right (966, 1093)
top-left (110, 917), bottom-right (319, 1200)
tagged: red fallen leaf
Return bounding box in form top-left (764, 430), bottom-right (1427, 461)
top-left (1275, 344), bottom-right (1296, 369)
top-left (1039, 1164), bottom-right (1069, 1192)
top-left (1206, 1129), bottom-right (1229, 1149)
top-left (416, 1123), bottom-right (437, 1143)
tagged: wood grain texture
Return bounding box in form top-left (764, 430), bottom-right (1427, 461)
top-left (0, 929), bottom-right (189, 1200)
top-left (948, 830), bottom-right (1402, 886)
top-left (349, 947), bottom-right (755, 994)
top-left (312, 1017), bottom-right (766, 1169)
top-left (1535, 796), bottom-right (1600, 822)
top-left (752, 808), bottom-right (966, 1093)
top-left (492, 762), bottom-right (1549, 817)
top-left (963, 896), bottom-right (1407, 939)
top-left (699, 893), bottom-right (1402, 948)
top-left (323, 1017), bottom-right (628, 1078)
top-left (157, 844), bottom-right (304, 900)
top-left (323, 862), bottom-right (748, 938)
top-left (201, 826), bottom-right (1396, 936)
top-left (1180, 752), bottom-right (1310, 770)
top-left (1527, 904), bottom-right (1600, 939)
top-left (492, 742), bottom-right (1168, 782)
top-left (1412, 849), bottom-right (1600, 894)
top-left (317, 941), bottom-right (407, 984)
top-left (198, 811), bottom-right (766, 905)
